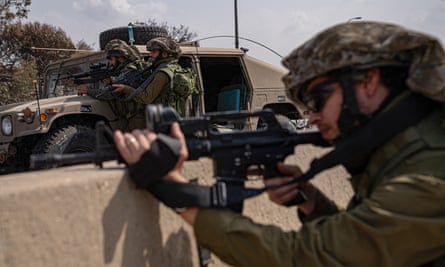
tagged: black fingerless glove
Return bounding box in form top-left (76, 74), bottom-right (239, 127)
top-left (128, 133), bottom-right (182, 188)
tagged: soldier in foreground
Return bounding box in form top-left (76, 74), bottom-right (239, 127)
top-left (113, 22), bottom-right (445, 266)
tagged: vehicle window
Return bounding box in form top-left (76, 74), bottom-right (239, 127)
top-left (43, 60), bottom-right (106, 98)
top-left (199, 57), bottom-right (250, 113)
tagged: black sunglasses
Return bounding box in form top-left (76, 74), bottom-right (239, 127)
top-left (302, 79), bottom-right (337, 113)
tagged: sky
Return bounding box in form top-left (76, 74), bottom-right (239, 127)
top-left (25, 0), bottom-right (445, 68)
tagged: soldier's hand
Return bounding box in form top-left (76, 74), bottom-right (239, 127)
top-left (102, 77), bottom-right (112, 85)
top-left (113, 129), bottom-right (155, 164)
top-left (163, 122), bottom-right (189, 183)
top-left (264, 163), bottom-right (302, 205)
top-left (77, 84), bottom-right (89, 95)
top-left (112, 123), bottom-right (189, 184)
top-left (264, 162), bottom-right (317, 214)
top-left (112, 84), bottom-right (125, 93)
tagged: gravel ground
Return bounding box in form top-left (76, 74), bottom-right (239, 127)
top-left (182, 143), bottom-right (354, 266)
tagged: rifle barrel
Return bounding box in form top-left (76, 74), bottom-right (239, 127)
top-left (30, 152), bottom-right (98, 169)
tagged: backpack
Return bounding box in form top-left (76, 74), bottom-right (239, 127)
top-left (160, 62), bottom-right (198, 116)
top-left (166, 63), bottom-right (197, 97)
top-left (127, 60), bottom-right (198, 117)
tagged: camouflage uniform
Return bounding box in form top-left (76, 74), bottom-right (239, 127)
top-left (193, 22), bottom-right (445, 266)
top-left (89, 39), bottom-right (147, 131)
top-left (120, 37), bottom-right (192, 117)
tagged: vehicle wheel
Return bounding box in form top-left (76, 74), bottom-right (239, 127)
top-left (99, 25), bottom-right (169, 50)
top-left (32, 124), bottom-right (96, 167)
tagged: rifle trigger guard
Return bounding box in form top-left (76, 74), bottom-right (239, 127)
top-left (211, 182), bottom-right (227, 207)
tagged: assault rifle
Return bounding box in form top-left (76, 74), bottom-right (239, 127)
top-left (30, 105), bottom-right (327, 171)
top-left (145, 104), bottom-right (327, 175)
top-left (30, 105), bottom-right (328, 203)
top-left (62, 62), bottom-right (152, 100)
top-left (144, 105), bottom-right (329, 210)
top-left (64, 62), bottom-right (111, 85)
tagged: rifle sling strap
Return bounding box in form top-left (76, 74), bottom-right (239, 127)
top-left (126, 62), bottom-right (171, 100)
top-left (147, 179), bottom-right (265, 210)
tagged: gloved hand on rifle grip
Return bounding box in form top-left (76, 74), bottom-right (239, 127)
top-left (128, 134), bottom-right (182, 188)
top-left (113, 124), bottom-right (189, 188)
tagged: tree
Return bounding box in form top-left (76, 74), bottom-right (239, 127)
top-left (0, 21), bottom-right (79, 104)
top-left (140, 19), bottom-right (197, 43)
top-left (0, 0), bottom-right (31, 26)
top-left (76, 40), bottom-right (93, 51)
top-left (1, 21), bottom-right (76, 74)
top-left (0, 60), bottom-right (37, 105)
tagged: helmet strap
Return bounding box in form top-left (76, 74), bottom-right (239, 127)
top-left (336, 74), bottom-right (369, 139)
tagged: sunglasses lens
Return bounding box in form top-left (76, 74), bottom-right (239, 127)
top-left (303, 82), bottom-right (335, 112)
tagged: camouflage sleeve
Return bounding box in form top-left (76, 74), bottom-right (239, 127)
top-left (122, 72), bottom-right (170, 104)
top-left (194, 174), bottom-right (445, 267)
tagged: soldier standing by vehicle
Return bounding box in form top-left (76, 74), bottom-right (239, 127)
top-left (78, 39), bottom-right (148, 131)
top-left (112, 37), bottom-right (196, 117)
top-left (113, 21), bottom-right (445, 266)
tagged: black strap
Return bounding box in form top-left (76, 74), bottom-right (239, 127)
top-left (128, 134), bottom-right (182, 188)
top-left (126, 61), bottom-right (171, 100)
top-left (148, 180), bottom-right (257, 209)
top-left (148, 178), bottom-right (306, 210)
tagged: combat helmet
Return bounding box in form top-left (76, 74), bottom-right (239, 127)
top-left (282, 21), bottom-right (445, 105)
top-left (104, 39), bottom-right (141, 62)
top-left (146, 37), bottom-right (181, 56)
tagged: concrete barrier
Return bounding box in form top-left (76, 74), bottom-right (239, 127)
top-left (0, 145), bottom-right (352, 267)
top-left (0, 162), bottom-right (199, 267)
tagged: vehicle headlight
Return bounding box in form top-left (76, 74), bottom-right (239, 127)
top-left (2, 116), bottom-right (12, 136)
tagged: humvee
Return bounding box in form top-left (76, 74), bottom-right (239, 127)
top-left (0, 29), bottom-right (306, 174)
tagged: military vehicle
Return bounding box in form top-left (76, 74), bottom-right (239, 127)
top-left (0, 26), bottom-right (307, 174)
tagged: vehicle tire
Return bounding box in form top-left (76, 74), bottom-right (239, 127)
top-left (99, 25), bottom-right (169, 50)
top-left (32, 124), bottom-right (96, 167)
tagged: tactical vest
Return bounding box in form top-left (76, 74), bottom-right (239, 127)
top-left (152, 61), bottom-right (197, 117)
